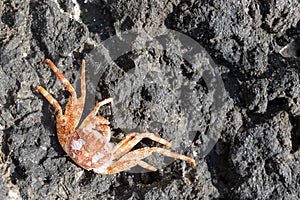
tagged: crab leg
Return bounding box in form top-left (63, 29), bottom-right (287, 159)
top-left (102, 146), bottom-right (195, 174)
top-left (43, 59), bottom-right (77, 97)
top-left (100, 159), bottom-right (157, 174)
top-left (113, 132), bottom-right (171, 159)
top-left (44, 59), bottom-right (86, 126)
top-left (66, 59), bottom-right (86, 127)
top-left (33, 86), bottom-right (63, 117)
top-left (138, 160), bottom-right (157, 171)
top-left (79, 98), bottom-right (113, 129)
top-left (76, 59), bottom-right (86, 108)
top-left (89, 98), bottom-right (113, 116)
top-left (119, 147), bottom-right (196, 167)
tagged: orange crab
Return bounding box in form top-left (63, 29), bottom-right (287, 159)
top-left (34, 58), bottom-right (195, 174)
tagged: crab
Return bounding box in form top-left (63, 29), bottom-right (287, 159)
top-left (33, 58), bottom-right (196, 174)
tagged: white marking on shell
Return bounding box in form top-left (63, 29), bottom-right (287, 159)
top-left (72, 153), bottom-right (76, 158)
top-left (92, 152), bottom-right (104, 163)
top-left (72, 139), bottom-right (85, 150)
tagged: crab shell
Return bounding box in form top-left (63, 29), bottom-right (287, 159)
top-left (65, 125), bottom-right (114, 172)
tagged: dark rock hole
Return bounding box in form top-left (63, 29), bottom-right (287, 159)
top-left (114, 53), bottom-right (136, 73)
top-left (292, 116), bottom-right (300, 152)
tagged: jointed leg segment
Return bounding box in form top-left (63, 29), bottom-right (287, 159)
top-left (91, 98), bottom-right (114, 116)
top-left (119, 147), bottom-right (196, 167)
top-left (80, 98), bottom-right (113, 129)
top-left (78, 59), bottom-right (86, 101)
top-left (43, 59), bottom-right (77, 98)
top-left (104, 146), bottom-right (195, 174)
top-left (113, 132), bottom-right (171, 159)
top-left (33, 86), bottom-right (63, 117)
top-left (34, 58), bottom-right (87, 129)
top-left (107, 132), bottom-right (195, 174)
top-left (104, 160), bottom-right (157, 174)
top-left (101, 159), bottom-right (155, 174)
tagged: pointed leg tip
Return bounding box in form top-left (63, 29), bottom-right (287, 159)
top-left (42, 58), bottom-right (51, 65)
top-left (32, 86), bottom-right (40, 92)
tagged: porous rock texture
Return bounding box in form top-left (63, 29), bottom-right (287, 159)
top-left (0, 0), bottom-right (299, 199)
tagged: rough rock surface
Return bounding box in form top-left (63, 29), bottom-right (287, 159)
top-left (0, 0), bottom-right (299, 199)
